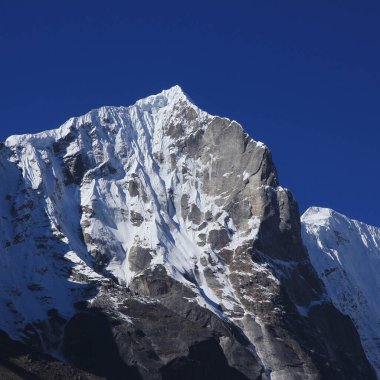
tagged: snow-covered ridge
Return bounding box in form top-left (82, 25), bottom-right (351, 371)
top-left (4, 85), bottom-right (194, 147)
top-left (302, 206), bottom-right (380, 377)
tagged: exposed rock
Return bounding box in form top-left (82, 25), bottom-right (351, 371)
top-left (128, 246), bottom-right (153, 272)
top-left (207, 229), bottom-right (230, 250)
top-left (63, 153), bottom-right (88, 185)
top-left (0, 329), bottom-right (102, 380)
top-left (187, 204), bottom-right (202, 225)
top-left (128, 180), bottom-right (139, 197)
top-left (130, 211), bottom-right (144, 226)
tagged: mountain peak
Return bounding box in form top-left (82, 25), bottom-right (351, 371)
top-left (162, 84), bottom-right (188, 99)
top-left (301, 206), bottom-right (337, 225)
top-left (134, 84), bottom-right (192, 113)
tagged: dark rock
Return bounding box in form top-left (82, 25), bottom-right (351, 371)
top-left (63, 154), bottom-right (88, 185)
top-left (130, 211), bottom-right (144, 226)
top-left (128, 180), bottom-right (139, 197)
top-left (207, 229), bottom-right (230, 250)
top-left (62, 311), bottom-right (140, 380)
top-left (218, 249), bottom-right (234, 264)
top-left (188, 204), bottom-right (202, 225)
top-left (160, 339), bottom-right (249, 380)
top-left (128, 246), bottom-right (153, 272)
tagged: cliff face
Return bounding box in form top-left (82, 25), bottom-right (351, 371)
top-left (0, 86), bottom-right (374, 379)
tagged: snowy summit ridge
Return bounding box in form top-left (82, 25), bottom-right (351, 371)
top-left (5, 85), bottom-right (193, 146)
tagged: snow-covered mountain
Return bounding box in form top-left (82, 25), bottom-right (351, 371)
top-left (302, 207), bottom-right (380, 378)
top-left (0, 86), bottom-right (375, 379)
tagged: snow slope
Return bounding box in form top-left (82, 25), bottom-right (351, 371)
top-left (302, 207), bottom-right (380, 377)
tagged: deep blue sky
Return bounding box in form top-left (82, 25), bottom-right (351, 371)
top-left (0, 1), bottom-right (379, 226)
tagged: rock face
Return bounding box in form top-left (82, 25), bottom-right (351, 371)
top-left (302, 207), bottom-right (380, 379)
top-left (0, 86), bottom-right (375, 379)
top-left (0, 330), bottom-right (103, 380)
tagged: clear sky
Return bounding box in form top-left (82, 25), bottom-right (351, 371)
top-left (0, 1), bottom-right (379, 226)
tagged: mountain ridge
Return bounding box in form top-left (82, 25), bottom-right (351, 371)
top-left (0, 86), bottom-right (375, 379)
top-left (302, 206), bottom-right (380, 377)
